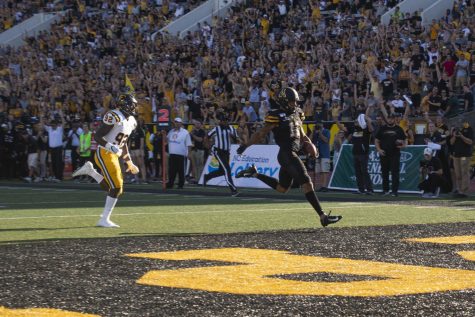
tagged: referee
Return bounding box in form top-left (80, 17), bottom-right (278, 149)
top-left (203, 112), bottom-right (240, 197)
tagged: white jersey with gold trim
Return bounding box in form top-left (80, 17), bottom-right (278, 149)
top-left (101, 109), bottom-right (137, 149)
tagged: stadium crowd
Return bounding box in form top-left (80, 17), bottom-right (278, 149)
top-left (1, 0), bottom-right (203, 33)
top-left (0, 0), bottom-right (474, 197)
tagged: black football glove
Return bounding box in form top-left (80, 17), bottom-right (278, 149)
top-left (236, 144), bottom-right (247, 155)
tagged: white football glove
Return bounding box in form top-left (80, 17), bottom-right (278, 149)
top-left (105, 142), bottom-right (122, 156)
top-left (126, 161), bottom-right (140, 174)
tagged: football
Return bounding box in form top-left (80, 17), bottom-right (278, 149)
top-left (303, 140), bottom-right (318, 158)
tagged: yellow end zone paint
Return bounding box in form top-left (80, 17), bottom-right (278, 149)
top-left (0, 306), bottom-right (100, 316)
top-left (127, 248), bottom-right (475, 297)
top-left (458, 251), bottom-right (475, 262)
top-left (405, 235), bottom-right (475, 244)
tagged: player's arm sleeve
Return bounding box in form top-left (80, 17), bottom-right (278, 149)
top-left (264, 112), bottom-right (279, 124)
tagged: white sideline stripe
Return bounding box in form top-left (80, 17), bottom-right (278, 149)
top-left (0, 207), bottom-right (315, 220)
top-left (0, 204), bottom-right (393, 221)
top-left (330, 205), bottom-right (386, 209)
top-left (240, 198), bottom-right (265, 201)
top-left (456, 208), bottom-right (475, 211)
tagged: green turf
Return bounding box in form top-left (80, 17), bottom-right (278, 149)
top-left (0, 185), bottom-right (474, 244)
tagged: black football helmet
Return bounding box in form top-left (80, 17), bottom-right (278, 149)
top-left (117, 93), bottom-right (138, 117)
top-left (276, 87), bottom-right (300, 111)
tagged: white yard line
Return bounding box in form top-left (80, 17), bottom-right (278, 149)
top-left (0, 207), bottom-right (314, 220)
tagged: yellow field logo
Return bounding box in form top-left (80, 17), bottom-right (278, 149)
top-left (0, 306), bottom-right (99, 316)
top-left (127, 235), bottom-right (475, 297)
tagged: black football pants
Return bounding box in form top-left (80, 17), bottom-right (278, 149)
top-left (277, 150), bottom-right (311, 189)
top-left (354, 154), bottom-right (373, 192)
top-left (380, 152), bottom-right (400, 193)
top-left (51, 147), bottom-right (64, 180)
top-left (168, 154), bottom-right (186, 188)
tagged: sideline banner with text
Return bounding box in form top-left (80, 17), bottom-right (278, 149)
top-left (329, 144), bottom-right (425, 193)
top-left (199, 145), bottom-right (280, 188)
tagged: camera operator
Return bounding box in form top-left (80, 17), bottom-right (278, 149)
top-left (419, 148), bottom-right (445, 198)
top-left (449, 120), bottom-right (473, 198)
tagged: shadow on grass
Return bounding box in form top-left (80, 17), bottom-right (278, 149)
top-left (0, 226), bottom-right (93, 232)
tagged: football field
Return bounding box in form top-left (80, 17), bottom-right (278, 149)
top-left (0, 183), bottom-right (474, 316)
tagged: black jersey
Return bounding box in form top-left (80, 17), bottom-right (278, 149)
top-left (128, 127), bottom-right (144, 150)
top-left (265, 108), bottom-right (305, 152)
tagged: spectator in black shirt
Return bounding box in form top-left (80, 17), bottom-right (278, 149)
top-left (425, 120), bottom-right (451, 191)
top-left (428, 87), bottom-right (442, 113)
top-left (439, 89), bottom-right (449, 115)
top-left (15, 126), bottom-right (28, 179)
top-left (37, 125), bottom-right (48, 181)
top-left (375, 113), bottom-right (407, 196)
top-left (189, 119), bottom-right (206, 183)
top-left (463, 84), bottom-right (474, 112)
top-left (449, 120), bottom-right (473, 198)
top-left (338, 114), bottom-right (374, 194)
top-left (187, 95), bottom-right (203, 122)
top-left (419, 148), bottom-right (445, 198)
top-left (150, 130), bottom-right (165, 180)
top-left (381, 73), bottom-right (394, 101)
top-left (128, 122), bottom-right (147, 183)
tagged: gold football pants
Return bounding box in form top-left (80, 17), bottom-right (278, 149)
top-left (95, 147), bottom-right (123, 189)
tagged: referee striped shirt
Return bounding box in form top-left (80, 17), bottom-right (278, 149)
top-left (208, 125), bottom-right (238, 151)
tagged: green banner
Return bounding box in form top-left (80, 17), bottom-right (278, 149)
top-left (329, 144), bottom-right (425, 193)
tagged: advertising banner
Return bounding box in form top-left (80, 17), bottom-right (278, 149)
top-left (328, 144), bottom-right (425, 193)
top-left (199, 145), bottom-right (280, 188)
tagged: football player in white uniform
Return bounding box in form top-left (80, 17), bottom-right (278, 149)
top-left (73, 92), bottom-right (139, 227)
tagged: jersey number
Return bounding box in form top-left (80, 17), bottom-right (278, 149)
top-left (115, 133), bottom-right (129, 147)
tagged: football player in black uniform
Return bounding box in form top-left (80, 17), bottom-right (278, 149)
top-left (236, 87), bottom-right (342, 227)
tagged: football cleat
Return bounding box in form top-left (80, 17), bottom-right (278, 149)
top-left (96, 218), bottom-right (120, 228)
top-left (236, 165), bottom-right (257, 178)
top-left (73, 161), bottom-right (95, 178)
top-left (231, 190), bottom-right (240, 197)
top-left (320, 211), bottom-right (342, 227)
